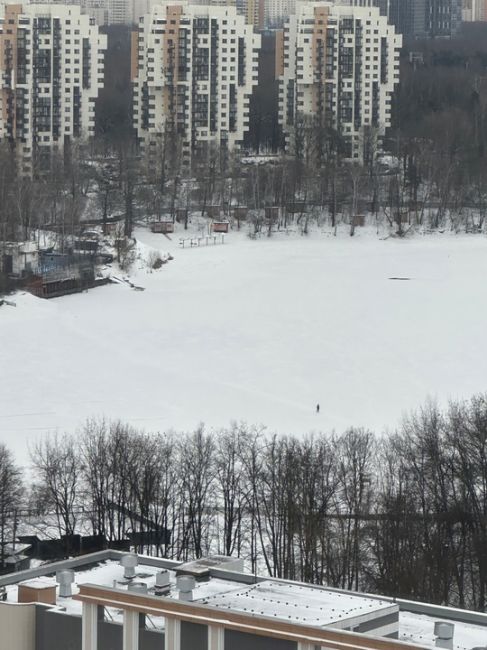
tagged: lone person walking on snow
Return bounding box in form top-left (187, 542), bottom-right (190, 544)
top-left (316, 403), bottom-right (320, 414)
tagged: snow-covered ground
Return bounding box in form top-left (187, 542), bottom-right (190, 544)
top-left (1, 225), bottom-right (487, 464)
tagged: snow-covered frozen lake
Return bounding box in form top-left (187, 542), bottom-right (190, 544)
top-left (2, 227), bottom-right (487, 464)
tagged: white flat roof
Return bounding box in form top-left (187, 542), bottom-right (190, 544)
top-left (399, 611), bottom-right (487, 650)
top-left (198, 580), bottom-right (393, 626)
top-left (5, 560), bottom-right (391, 628)
top-left (4, 558), bottom-right (487, 649)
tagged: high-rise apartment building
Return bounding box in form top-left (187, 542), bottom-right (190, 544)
top-left (386, 0), bottom-right (426, 36)
top-left (132, 1), bottom-right (260, 165)
top-left (24, 0), bottom-right (109, 26)
top-left (245, 0), bottom-right (264, 29)
top-left (29, 0), bottom-right (161, 27)
top-left (265, 0), bottom-right (295, 27)
top-left (348, 0), bottom-right (463, 37)
top-left (187, 0), bottom-right (263, 29)
top-left (387, 0), bottom-right (462, 37)
top-left (427, 0), bottom-right (462, 35)
top-left (276, 1), bottom-right (401, 162)
top-left (80, 0), bottom-right (108, 25)
top-left (347, 0), bottom-right (389, 16)
top-left (0, 3), bottom-right (106, 173)
top-left (106, 0), bottom-right (127, 22)
top-left (463, 0), bottom-right (487, 20)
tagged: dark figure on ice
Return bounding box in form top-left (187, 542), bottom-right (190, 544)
top-left (316, 403), bottom-right (320, 414)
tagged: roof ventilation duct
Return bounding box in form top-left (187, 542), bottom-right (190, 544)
top-left (56, 570), bottom-right (75, 598)
top-left (155, 570), bottom-right (171, 596)
top-left (120, 554), bottom-right (138, 579)
top-left (434, 622), bottom-right (454, 650)
top-left (177, 575), bottom-right (195, 602)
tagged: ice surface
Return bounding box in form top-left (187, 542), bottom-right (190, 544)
top-left (2, 227), bottom-right (487, 463)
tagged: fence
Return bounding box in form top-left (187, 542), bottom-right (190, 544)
top-left (179, 235), bottom-right (225, 249)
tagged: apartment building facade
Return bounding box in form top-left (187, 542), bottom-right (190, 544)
top-left (132, 1), bottom-right (260, 166)
top-left (0, 3), bottom-right (106, 173)
top-left (386, 0), bottom-right (462, 37)
top-left (462, 0), bottom-right (487, 21)
top-left (276, 1), bottom-right (401, 162)
top-left (265, 0), bottom-right (296, 27)
top-left (245, 0), bottom-right (264, 30)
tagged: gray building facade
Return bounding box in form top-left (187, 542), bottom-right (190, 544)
top-left (388, 0), bottom-right (462, 37)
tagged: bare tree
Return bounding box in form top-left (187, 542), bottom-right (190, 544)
top-left (30, 433), bottom-right (80, 554)
top-left (0, 444), bottom-right (23, 571)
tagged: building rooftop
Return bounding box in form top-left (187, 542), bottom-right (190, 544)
top-left (4, 559), bottom-right (394, 630)
top-left (198, 579), bottom-right (394, 627)
top-left (1, 551), bottom-right (487, 649)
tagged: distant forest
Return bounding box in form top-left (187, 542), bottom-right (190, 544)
top-left (2, 393), bottom-right (487, 612)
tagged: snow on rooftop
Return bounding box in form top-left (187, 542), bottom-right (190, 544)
top-left (4, 557), bottom-right (487, 647)
top-left (19, 578), bottom-right (56, 590)
top-left (197, 579), bottom-right (392, 626)
top-left (399, 611), bottom-right (487, 650)
top-left (4, 559), bottom-right (391, 629)
top-left (74, 559), bottom-right (160, 587)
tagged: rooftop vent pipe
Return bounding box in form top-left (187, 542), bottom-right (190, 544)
top-left (56, 570), bottom-right (75, 598)
top-left (155, 571), bottom-right (170, 596)
top-left (434, 622), bottom-right (454, 650)
top-left (177, 575), bottom-right (195, 602)
top-left (120, 554), bottom-right (138, 579)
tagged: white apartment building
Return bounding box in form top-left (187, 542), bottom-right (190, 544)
top-left (0, 3), bottom-right (106, 173)
top-left (133, 1), bottom-right (260, 165)
top-left (276, 1), bottom-right (401, 162)
top-left (24, 0), bottom-right (155, 27)
top-left (107, 0), bottom-right (130, 22)
top-left (14, 0), bottom-right (109, 26)
top-left (462, 0), bottom-right (487, 21)
top-left (265, 0), bottom-right (295, 27)
top-left (109, 0), bottom-right (165, 24)
top-left (79, 0), bottom-right (108, 25)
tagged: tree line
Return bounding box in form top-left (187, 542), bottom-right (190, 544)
top-left (2, 393), bottom-right (487, 610)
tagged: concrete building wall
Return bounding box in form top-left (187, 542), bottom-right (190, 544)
top-left (32, 606), bottom-right (298, 650)
top-left (36, 608), bottom-right (82, 650)
top-left (140, 627), bottom-right (165, 650)
top-left (181, 620), bottom-right (208, 650)
top-left (35, 607), bottom-right (163, 650)
top-left (0, 603), bottom-right (36, 650)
